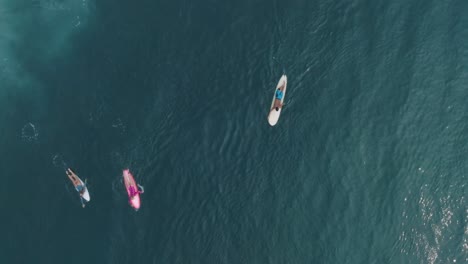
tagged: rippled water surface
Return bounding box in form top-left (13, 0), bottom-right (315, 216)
top-left (1, 0), bottom-right (467, 263)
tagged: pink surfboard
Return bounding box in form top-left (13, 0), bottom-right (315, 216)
top-left (123, 169), bottom-right (142, 210)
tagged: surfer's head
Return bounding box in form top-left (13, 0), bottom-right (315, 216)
top-left (275, 107), bottom-right (279, 111)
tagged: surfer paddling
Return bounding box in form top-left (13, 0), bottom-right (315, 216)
top-left (273, 88), bottom-right (284, 111)
top-left (268, 75), bottom-right (287, 126)
top-left (66, 168), bottom-right (90, 208)
top-left (123, 169), bottom-right (143, 210)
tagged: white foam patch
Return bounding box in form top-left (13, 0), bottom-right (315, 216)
top-left (0, 0), bottom-right (92, 96)
top-left (33, 0), bottom-right (92, 54)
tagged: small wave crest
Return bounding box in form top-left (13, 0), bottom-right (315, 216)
top-left (21, 122), bottom-right (38, 142)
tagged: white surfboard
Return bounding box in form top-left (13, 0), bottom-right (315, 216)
top-left (268, 75), bottom-right (287, 126)
top-left (78, 178), bottom-right (90, 202)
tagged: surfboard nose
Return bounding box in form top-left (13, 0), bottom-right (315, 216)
top-left (280, 75), bottom-right (287, 85)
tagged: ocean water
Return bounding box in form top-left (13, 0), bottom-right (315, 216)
top-left (1, 0), bottom-right (467, 263)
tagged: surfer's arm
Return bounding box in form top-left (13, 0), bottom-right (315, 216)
top-left (66, 173), bottom-right (76, 184)
top-left (66, 169), bottom-right (81, 186)
top-left (66, 169), bottom-right (76, 180)
top-left (67, 175), bottom-right (79, 186)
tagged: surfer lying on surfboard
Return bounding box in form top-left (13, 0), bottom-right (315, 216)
top-left (66, 168), bottom-right (89, 208)
top-left (273, 88), bottom-right (284, 111)
top-left (123, 169), bottom-right (144, 210)
top-left (267, 75), bottom-right (287, 126)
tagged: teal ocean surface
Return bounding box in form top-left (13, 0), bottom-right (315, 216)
top-left (1, 0), bottom-right (467, 263)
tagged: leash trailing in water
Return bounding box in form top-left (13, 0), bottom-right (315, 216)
top-left (137, 184), bottom-right (144, 194)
